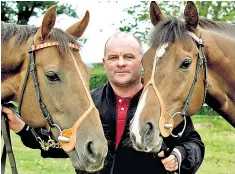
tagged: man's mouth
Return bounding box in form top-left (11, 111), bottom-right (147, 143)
top-left (116, 71), bottom-right (128, 74)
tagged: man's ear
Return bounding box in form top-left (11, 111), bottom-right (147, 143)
top-left (102, 58), bottom-right (105, 63)
top-left (102, 58), bottom-right (106, 73)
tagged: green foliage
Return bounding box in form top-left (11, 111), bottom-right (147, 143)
top-left (89, 63), bottom-right (107, 90)
top-left (90, 63), bottom-right (105, 75)
top-left (196, 1), bottom-right (235, 21)
top-left (90, 74), bottom-right (107, 90)
top-left (119, 1), bottom-right (150, 43)
top-left (1, 1), bottom-right (77, 25)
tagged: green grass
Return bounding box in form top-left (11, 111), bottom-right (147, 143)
top-left (192, 116), bottom-right (235, 174)
top-left (3, 116), bottom-right (235, 174)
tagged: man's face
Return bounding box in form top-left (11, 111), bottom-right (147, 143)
top-left (103, 35), bottom-right (142, 87)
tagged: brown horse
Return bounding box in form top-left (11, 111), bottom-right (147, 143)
top-left (130, 1), bottom-right (235, 152)
top-left (1, 6), bottom-right (108, 172)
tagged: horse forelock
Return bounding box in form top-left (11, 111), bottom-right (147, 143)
top-left (1, 21), bottom-right (80, 57)
top-left (148, 17), bottom-right (190, 48)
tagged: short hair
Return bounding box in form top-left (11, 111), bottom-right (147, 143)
top-left (104, 32), bottom-right (144, 56)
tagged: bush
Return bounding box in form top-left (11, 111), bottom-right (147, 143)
top-left (90, 74), bottom-right (108, 90)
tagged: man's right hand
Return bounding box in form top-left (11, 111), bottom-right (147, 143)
top-left (2, 107), bottom-right (25, 133)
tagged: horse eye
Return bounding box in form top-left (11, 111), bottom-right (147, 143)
top-left (46, 71), bottom-right (60, 81)
top-left (180, 59), bottom-right (192, 69)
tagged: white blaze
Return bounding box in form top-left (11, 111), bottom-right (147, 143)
top-left (155, 43), bottom-right (169, 60)
top-left (131, 89), bottom-right (148, 144)
top-left (130, 43), bottom-right (169, 144)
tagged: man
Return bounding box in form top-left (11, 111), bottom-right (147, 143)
top-left (3, 32), bottom-right (204, 174)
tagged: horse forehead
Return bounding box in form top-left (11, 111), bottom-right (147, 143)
top-left (36, 48), bottom-right (86, 73)
top-left (155, 43), bottom-right (169, 59)
top-left (154, 41), bottom-right (196, 58)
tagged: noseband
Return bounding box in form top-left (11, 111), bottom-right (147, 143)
top-left (18, 40), bottom-right (97, 152)
top-left (147, 31), bottom-right (208, 138)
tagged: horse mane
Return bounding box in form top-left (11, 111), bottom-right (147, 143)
top-left (149, 17), bottom-right (235, 46)
top-left (1, 21), bottom-right (80, 56)
top-left (199, 18), bottom-right (235, 35)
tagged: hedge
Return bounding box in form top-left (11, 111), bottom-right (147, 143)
top-left (90, 74), bottom-right (108, 90)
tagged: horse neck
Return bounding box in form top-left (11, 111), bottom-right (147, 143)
top-left (203, 29), bottom-right (235, 126)
top-left (1, 36), bottom-right (32, 102)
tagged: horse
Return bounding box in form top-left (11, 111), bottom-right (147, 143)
top-left (130, 1), bottom-right (235, 153)
top-left (1, 6), bottom-right (108, 172)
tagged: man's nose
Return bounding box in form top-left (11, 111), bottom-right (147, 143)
top-left (117, 57), bottom-right (126, 67)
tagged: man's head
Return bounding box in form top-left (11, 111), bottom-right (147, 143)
top-left (103, 32), bottom-right (143, 88)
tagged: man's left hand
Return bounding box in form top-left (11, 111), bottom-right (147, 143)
top-left (158, 151), bottom-right (178, 171)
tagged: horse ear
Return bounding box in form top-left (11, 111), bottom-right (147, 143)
top-left (66, 11), bottom-right (90, 39)
top-left (149, 1), bottom-right (164, 26)
top-left (39, 5), bottom-right (57, 40)
top-left (184, 1), bottom-right (199, 32)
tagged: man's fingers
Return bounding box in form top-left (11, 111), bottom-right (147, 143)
top-left (2, 107), bottom-right (14, 120)
top-left (158, 151), bottom-right (165, 158)
top-left (165, 164), bottom-right (178, 171)
top-left (2, 107), bottom-right (12, 114)
top-left (161, 154), bottom-right (175, 164)
top-left (161, 154), bottom-right (179, 171)
top-left (165, 160), bottom-right (178, 168)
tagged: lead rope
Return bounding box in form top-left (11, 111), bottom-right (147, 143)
top-left (1, 106), bottom-right (18, 174)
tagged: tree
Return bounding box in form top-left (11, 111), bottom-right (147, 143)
top-left (119, 1), bottom-right (235, 43)
top-left (1, 1), bottom-right (77, 25)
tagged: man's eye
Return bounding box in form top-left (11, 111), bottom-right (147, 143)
top-left (108, 56), bottom-right (118, 60)
top-left (125, 55), bottom-right (134, 59)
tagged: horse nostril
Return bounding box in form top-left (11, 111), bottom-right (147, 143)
top-left (143, 122), bottom-right (155, 145)
top-left (87, 141), bottom-right (94, 155)
top-left (86, 141), bottom-right (105, 164)
top-left (145, 122), bottom-right (154, 135)
top-left (86, 141), bottom-right (97, 163)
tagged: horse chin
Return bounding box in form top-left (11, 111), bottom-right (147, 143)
top-left (132, 137), bottom-right (163, 153)
top-left (67, 148), bottom-right (104, 172)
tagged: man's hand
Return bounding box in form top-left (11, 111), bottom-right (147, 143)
top-left (2, 107), bottom-right (25, 133)
top-left (158, 150), bottom-right (178, 172)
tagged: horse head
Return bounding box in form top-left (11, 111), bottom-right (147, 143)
top-left (1, 6), bottom-right (108, 172)
top-left (130, 1), bottom-right (206, 152)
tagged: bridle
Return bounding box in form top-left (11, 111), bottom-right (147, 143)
top-left (18, 40), bottom-right (97, 152)
top-left (145, 31), bottom-right (208, 138)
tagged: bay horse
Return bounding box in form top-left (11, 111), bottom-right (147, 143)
top-left (1, 6), bottom-right (108, 172)
top-left (130, 1), bottom-right (235, 152)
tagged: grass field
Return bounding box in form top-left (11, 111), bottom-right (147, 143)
top-left (2, 116), bottom-right (235, 174)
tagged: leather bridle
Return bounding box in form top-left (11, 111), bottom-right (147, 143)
top-left (145, 31), bottom-right (208, 138)
top-left (18, 40), bottom-right (98, 152)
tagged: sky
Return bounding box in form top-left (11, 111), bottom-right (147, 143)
top-left (29, 1), bottom-right (149, 64)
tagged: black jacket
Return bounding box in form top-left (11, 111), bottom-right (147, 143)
top-left (17, 82), bottom-right (205, 174)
